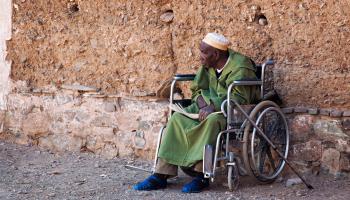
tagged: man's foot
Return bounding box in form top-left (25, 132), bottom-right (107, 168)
top-left (133, 174), bottom-right (167, 191)
top-left (182, 176), bottom-right (209, 193)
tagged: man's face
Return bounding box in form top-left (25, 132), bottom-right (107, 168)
top-left (199, 41), bottom-right (217, 68)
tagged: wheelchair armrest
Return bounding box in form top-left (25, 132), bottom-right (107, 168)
top-left (174, 74), bottom-right (196, 81)
top-left (233, 80), bottom-right (262, 86)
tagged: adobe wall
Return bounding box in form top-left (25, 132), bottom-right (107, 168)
top-left (1, 0), bottom-right (350, 175)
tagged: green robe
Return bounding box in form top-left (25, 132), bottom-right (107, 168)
top-left (158, 49), bottom-right (259, 167)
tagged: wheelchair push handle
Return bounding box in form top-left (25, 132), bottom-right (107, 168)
top-left (174, 74), bottom-right (196, 81)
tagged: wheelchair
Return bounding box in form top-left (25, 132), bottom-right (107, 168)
top-left (153, 60), bottom-right (290, 191)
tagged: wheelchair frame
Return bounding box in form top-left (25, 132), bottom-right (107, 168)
top-left (151, 59), bottom-right (312, 191)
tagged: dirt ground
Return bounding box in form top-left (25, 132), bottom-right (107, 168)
top-left (0, 141), bottom-right (349, 200)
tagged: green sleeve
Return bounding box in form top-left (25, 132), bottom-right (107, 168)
top-left (190, 66), bottom-right (209, 103)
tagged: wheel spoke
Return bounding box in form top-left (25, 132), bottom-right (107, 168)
top-left (266, 147), bottom-right (276, 171)
top-left (258, 146), bottom-right (268, 173)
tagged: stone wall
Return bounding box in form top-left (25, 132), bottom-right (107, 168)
top-left (1, 0), bottom-right (350, 176)
top-left (3, 81), bottom-right (168, 160)
top-left (286, 110), bottom-right (350, 175)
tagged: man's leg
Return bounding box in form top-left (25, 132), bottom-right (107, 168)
top-left (181, 161), bottom-right (209, 193)
top-left (133, 158), bottom-right (177, 191)
top-left (154, 158), bottom-right (178, 177)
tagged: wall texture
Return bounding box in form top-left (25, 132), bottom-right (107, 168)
top-left (6, 0), bottom-right (350, 108)
top-left (1, 0), bottom-right (350, 175)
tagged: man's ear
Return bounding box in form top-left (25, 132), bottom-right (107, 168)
top-left (214, 50), bottom-right (220, 60)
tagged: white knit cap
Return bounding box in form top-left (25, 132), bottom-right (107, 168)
top-left (202, 32), bottom-right (230, 51)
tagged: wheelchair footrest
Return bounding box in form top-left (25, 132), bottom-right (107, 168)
top-left (203, 144), bottom-right (214, 178)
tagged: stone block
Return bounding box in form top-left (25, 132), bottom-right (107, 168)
top-left (335, 139), bottom-right (350, 153)
top-left (319, 109), bottom-right (330, 116)
top-left (339, 153), bottom-right (350, 172)
top-left (342, 119), bottom-right (350, 131)
top-left (92, 127), bottom-right (116, 143)
top-left (42, 135), bottom-right (84, 152)
top-left (104, 102), bottom-right (116, 112)
top-left (61, 84), bottom-right (98, 92)
top-left (294, 107), bottom-right (308, 113)
top-left (322, 140), bottom-right (336, 149)
top-left (292, 140), bottom-right (322, 162)
top-left (330, 110), bottom-right (343, 117)
top-left (63, 111), bottom-right (76, 121)
top-left (133, 131), bottom-right (146, 149)
top-left (343, 111), bottom-right (350, 117)
top-left (290, 115), bottom-right (314, 142)
top-left (313, 119), bottom-right (348, 140)
top-left (308, 108), bottom-right (318, 115)
top-left (282, 107), bottom-right (294, 114)
top-left (100, 144), bottom-right (119, 159)
top-left (22, 112), bottom-right (51, 138)
top-left (321, 148), bottom-right (340, 174)
top-left (285, 178), bottom-right (302, 187)
top-left (91, 115), bottom-right (114, 127)
top-left (55, 94), bottom-right (73, 105)
top-left (138, 121), bottom-right (151, 130)
top-left (74, 111), bottom-right (91, 123)
top-left (38, 137), bottom-right (54, 150)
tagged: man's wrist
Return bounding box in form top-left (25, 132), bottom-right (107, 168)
top-left (208, 103), bottom-right (215, 111)
top-left (197, 96), bottom-right (207, 109)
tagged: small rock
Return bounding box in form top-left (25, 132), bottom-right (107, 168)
top-left (319, 109), bottom-right (330, 116)
top-left (160, 11), bottom-right (174, 23)
top-left (74, 179), bottom-right (86, 185)
top-left (286, 177), bottom-right (302, 187)
top-left (258, 18), bottom-right (268, 26)
top-left (90, 39), bottom-right (98, 48)
top-left (294, 107), bottom-right (308, 113)
top-left (282, 107), bottom-right (294, 114)
top-left (20, 55), bottom-right (27, 63)
top-left (330, 110), bottom-right (343, 117)
top-left (61, 84), bottom-right (99, 92)
top-left (296, 190), bottom-right (307, 197)
top-left (48, 170), bottom-right (63, 175)
top-left (276, 176), bottom-right (284, 183)
top-left (94, 162), bottom-right (100, 168)
top-left (308, 108), bottom-right (318, 115)
top-left (48, 193), bottom-right (56, 197)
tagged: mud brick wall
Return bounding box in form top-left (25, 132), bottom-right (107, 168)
top-left (1, 0), bottom-right (350, 175)
top-left (7, 0), bottom-right (350, 108)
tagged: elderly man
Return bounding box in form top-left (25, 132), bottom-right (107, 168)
top-left (133, 33), bottom-right (259, 193)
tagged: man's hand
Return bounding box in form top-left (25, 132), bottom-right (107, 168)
top-left (196, 95), bottom-right (207, 109)
top-left (199, 104), bottom-right (215, 121)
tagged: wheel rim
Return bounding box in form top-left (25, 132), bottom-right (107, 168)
top-left (250, 106), bottom-right (289, 180)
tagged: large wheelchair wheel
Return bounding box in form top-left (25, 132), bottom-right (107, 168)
top-left (242, 100), bottom-right (289, 183)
